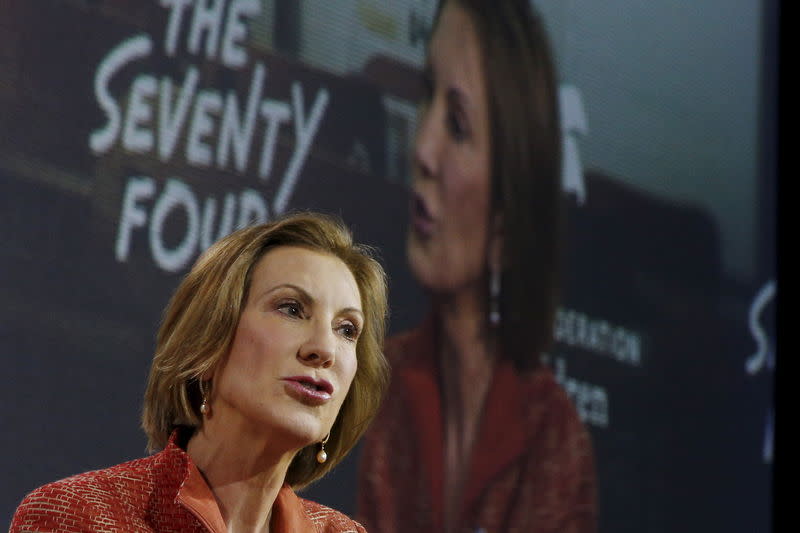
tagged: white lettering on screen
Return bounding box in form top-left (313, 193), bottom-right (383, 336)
top-left (90, 0), bottom-right (331, 273)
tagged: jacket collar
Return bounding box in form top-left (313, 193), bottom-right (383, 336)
top-left (154, 430), bottom-right (316, 533)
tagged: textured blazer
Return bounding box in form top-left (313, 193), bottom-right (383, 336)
top-left (10, 431), bottom-right (366, 533)
top-left (357, 316), bottom-right (597, 533)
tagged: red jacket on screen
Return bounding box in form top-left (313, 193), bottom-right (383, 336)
top-left (357, 316), bottom-right (597, 533)
top-left (10, 431), bottom-right (365, 533)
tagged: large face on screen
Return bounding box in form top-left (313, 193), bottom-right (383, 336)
top-left (407, 1), bottom-right (493, 294)
top-left (209, 246), bottom-right (362, 449)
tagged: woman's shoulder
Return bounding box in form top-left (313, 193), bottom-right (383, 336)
top-left (524, 366), bottom-right (584, 423)
top-left (299, 498), bottom-right (367, 532)
top-left (10, 454), bottom-right (162, 532)
top-left (521, 366), bottom-right (595, 455)
top-left (18, 455), bottom-right (153, 498)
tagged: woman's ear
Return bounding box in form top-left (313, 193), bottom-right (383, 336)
top-left (200, 363), bottom-right (217, 384)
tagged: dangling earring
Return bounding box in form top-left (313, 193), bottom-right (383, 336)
top-left (489, 267), bottom-right (501, 326)
top-left (316, 433), bottom-right (330, 464)
top-left (199, 381), bottom-right (211, 416)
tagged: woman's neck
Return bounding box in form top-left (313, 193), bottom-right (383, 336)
top-left (433, 284), bottom-right (495, 378)
top-left (433, 285), bottom-right (497, 533)
top-left (186, 423), bottom-right (298, 533)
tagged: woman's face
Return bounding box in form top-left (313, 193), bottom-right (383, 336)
top-left (210, 246), bottom-right (362, 449)
top-left (407, 1), bottom-right (493, 294)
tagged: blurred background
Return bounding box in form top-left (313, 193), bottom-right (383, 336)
top-left (0, 0), bottom-right (776, 531)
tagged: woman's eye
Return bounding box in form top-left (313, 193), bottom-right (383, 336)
top-left (278, 301), bottom-right (303, 318)
top-left (447, 110), bottom-right (466, 141)
top-left (338, 322), bottom-right (360, 341)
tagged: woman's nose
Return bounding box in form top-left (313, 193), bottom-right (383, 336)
top-left (298, 323), bottom-right (336, 369)
top-left (413, 104), bottom-right (440, 180)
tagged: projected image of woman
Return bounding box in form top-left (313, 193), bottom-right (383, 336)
top-left (357, 1), bottom-right (597, 531)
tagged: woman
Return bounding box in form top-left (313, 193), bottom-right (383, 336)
top-left (11, 212), bottom-right (389, 533)
top-left (357, 1), bottom-right (596, 532)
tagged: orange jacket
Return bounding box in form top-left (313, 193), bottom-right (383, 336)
top-left (357, 317), bottom-right (597, 533)
top-left (11, 431), bottom-right (365, 533)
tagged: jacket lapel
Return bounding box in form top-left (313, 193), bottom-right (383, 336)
top-left (462, 363), bottom-right (535, 512)
top-left (269, 484), bottom-right (317, 532)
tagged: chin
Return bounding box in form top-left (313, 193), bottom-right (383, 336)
top-left (278, 411), bottom-right (330, 447)
top-left (407, 235), bottom-right (437, 290)
top-left (408, 245), bottom-right (460, 295)
top-left (240, 407), bottom-right (325, 450)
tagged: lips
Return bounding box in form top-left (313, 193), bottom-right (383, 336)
top-left (410, 191), bottom-right (435, 238)
top-left (282, 376), bottom-right (334, 405)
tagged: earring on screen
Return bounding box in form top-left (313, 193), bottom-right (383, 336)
top-left (489, 267), bottom-right (501, 326)
top-left (316, 433), bottom-right (330, 464)
top-left (199, 380), bottom-right (211, 416)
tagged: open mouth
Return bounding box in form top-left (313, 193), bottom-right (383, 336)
top-left (298, 381), bottom-right (325, 392)
top-left (411, 191), bottom-right (435, 237)
top-left (284, 376), bottom-right (333, 395)
top-left (283, 377), bottom-right (334, 405)
top-left (412, 191), bottom-right (434, 222)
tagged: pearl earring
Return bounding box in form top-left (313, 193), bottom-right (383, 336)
top-left (489, 267), bottom-right (501, 326)
top-left (199, 381), bottom-right (210, 416)
top-left (316, 433), bottom-right (330, 463)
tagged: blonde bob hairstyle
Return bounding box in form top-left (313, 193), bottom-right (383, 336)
top-left (141, 211), bottom-right (390, 489)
